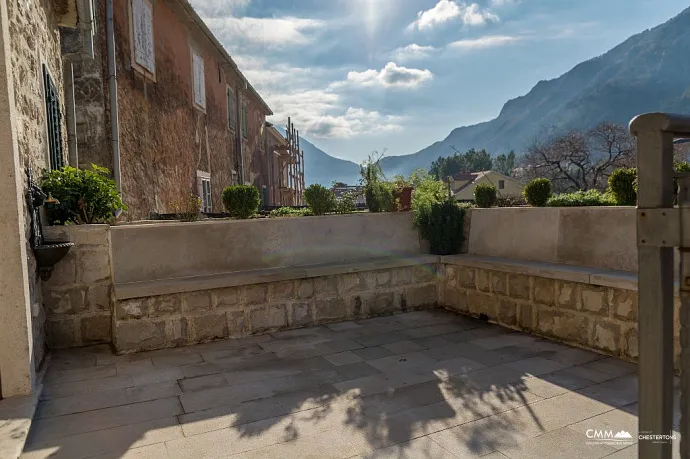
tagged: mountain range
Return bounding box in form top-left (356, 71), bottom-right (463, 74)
top-left (297, 6), bottom-right (690, 184)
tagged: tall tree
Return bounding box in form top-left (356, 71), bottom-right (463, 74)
top-left (430, 147), bottom-right (493, 179)
top-left (520, 122), bottom-right (635, 192)
top-left (493, 150), bottom-right (516, 175)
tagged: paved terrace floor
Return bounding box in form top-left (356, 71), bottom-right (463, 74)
top-left (22, 310), bottom-right (680, 459)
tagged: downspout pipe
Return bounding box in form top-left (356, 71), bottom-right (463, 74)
top-left (106, 0), bottom-right (121, 192)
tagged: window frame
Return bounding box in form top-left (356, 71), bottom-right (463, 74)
top-left (241, 102), bottom-right (248, 139)
top-left (43, 64), bottom-right (64, 171)
top-left (197, 170), bottom-right (212, 213)
top-left (498, 180), bottom-right (505, 190)
top-left (190, 46), bottom-right (206, 111)
top-left (129, 0), bottom-right (156, 80)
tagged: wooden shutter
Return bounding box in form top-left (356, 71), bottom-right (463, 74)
top-left (43, 65), bottom-right (63, 170)
top-left (202, 179), bottom-right (212, 212)
top-left (133, 0), bottom-right (155, 73)
top-left (227, 87), bottom-right (236, 129)
top-left (241, 104), bottom-right (248, 138)
top-left (193, 52), bottom-right (206, 108)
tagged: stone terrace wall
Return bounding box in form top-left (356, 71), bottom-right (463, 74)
top-left (114, 263), bottom-right (438, 353)
top-left (42, 225), bottom-right (113, 349)
top-left (440, 260), bottom-right (675, 366)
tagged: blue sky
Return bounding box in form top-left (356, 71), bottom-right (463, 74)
top-left (190, 0), bottom-right (688, 163)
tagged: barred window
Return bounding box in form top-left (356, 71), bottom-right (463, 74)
top-left (43, 65), bottom-right (63, 170)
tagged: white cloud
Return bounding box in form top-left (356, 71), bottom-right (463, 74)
top-left (190, 0), bottom-right (251, 18)
top-left (391, 44), bottom-right (438, 62)
top-left (342, 62), bottom-right (433, 88)
top-left (408, 1), bottom-right (499, 31)
top-left (447, 34), bottom-right (519, 49)
top-left (490, 0), bottom-right (517, 6)
top-left (203, 16), bottom-right (324, 46)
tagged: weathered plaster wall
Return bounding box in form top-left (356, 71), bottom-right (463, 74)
top-left (75, 0), bottom-right (270, 220)
top-left (7, 0), bottom-right (68, 373)
top-left (110, 212), bottom-right (422, 284)
top-left (467, 207), bottom-right (637, 272)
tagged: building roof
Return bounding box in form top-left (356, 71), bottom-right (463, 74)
top-left (179, 1), bottom-right (273, 115)
top-left (452, 170), bottom-right (521, 194)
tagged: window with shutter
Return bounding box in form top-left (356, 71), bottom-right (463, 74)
top-left (227, 87), bottom-right (236, 130)
top-left (197, 171), bottom-right (212, 212)
top-left (132, 0), bottom-right (155, 74)
top-left (43, 65), bottom-right (64, 170)
top-left (192, 51), bottom-right (206, 109)
top-left (241, 103), bottom-right (248, 138)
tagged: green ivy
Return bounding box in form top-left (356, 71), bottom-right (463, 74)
top-left (41, 164), bottom-right (126, 224)
top-left (416, 199), bottom-right (465, 255)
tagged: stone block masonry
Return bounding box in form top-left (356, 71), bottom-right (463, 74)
top-left (441, 259), bottom-right (676, 367)
top-left (42, 225), bottom-right (113, 349)
top-left (112, 264), bottom-right (438, 354)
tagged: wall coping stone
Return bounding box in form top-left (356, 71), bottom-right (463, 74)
top-left (114, 255), bottom-right (440, 300)
top-left (442, 254), bottom-right (677, 293)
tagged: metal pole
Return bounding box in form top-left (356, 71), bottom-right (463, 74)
top-left (679, 174), bottom-right (690, 459)
top-left (632, 118), bottom-right (675, 459)
top-left (106, 0), bottom-right (121, 192)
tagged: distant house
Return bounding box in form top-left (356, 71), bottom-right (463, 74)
top-left (448, 171), bottom-right (524, 201)
top-left (331, 184), bottom-right (366, 207)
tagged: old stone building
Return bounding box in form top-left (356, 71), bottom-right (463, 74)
top-left (72, 0), bottom-right (274, 219)
top-left (0, 0), bottom-right (93, 401)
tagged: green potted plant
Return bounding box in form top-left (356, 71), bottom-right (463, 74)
top-left (392, 175), bottom-right (413, 212)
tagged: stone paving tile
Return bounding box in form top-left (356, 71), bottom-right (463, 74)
top-left (410, 335), bottom-right (451, 349)
top-left (93, 442), bottom-right (171, 459)
top-left (366, 352), bottom-right (436, 373)
top-left (324, 351), bottom-right (364, 366)
top-left (222, 367), bottom-right (306, 387)
top-left (352, 435), bottom-right (458, 459)
top-left (43, 364), bottom-right (116, 385)
top-left (355, 331), bottom-right (412, 347)
top-left (152, 352), bottom-right (203, 369)
top-left (36, 381), bottom-right (182, 419)
top-left (116, 359), bottom-right (156, 375)
top-left (272, 343), bottom-right (337, 360)
top-left (42, 367), bottom-right (184, 400)
top-left (353, 346), bottom-right (395, 360)
top-left (22, 417), bottom-right (183, 459)
top-left (179, 374), bottom-right (228, 392)
top-left (563, 364), bottom-right (620, 383)
top-left (382, 340), bottom-right (425, 355)
top-left (333, 362), bottom-right (381, 380)
top-left (27, 397), bottom-right (183, 441)
top-left (548, 347), bottom-right (606, 366)
top-left (323, 339), bottom-right (365, 352)
top-left (438, 325), bottom-right (512, 344)
top-left (470, 333), bottom-right (539, 350)
top-left (402, 323), bottom-right (467, 339)
top-left (327, 321), bottom-right (362, 331)
top-left (179, 353), bottom-right (281, 379)
top-left (434, 342), bottom-right (514, 367)
top-left (520, 368), bottom-right (596, 399)
top-left (177, 385), bottom-right (341, 437)
top-left (501, 426), bottom-right (618, 459)
top-left (568, 403), bottom-right (638, 450)
top-left (577, 374), bottom-right (638, 407)
top-left (502, 357), bottom-right (574, 376)
top-left (198, 344), bottom-right (267, 363)
top-left (583, 357), bottom-right (637, 378)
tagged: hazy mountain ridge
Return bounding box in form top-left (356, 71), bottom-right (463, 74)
top-left (377, 7), bottom-right (690, 176)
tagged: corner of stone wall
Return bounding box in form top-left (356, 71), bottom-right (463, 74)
top-left (440, 262), bottom-right (647, 366)
top-left (42, 225), bottom-right (113, 349)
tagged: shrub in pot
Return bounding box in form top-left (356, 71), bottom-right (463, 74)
top-left (304, 184), bottom-right (336, 215)
top-left (474, 183), bottom-right (497, 208)
top-left (608, 168), bottom-right (637, 205)
top-left (41, 164), bottom-right (126, 224)
top-left (523, 178), bottom-right (552, 207)
top-left (222, 184), bottom-right (260, 219)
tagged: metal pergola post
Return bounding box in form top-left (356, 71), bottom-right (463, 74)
top-left (630, 113), bottom-right (690, 459)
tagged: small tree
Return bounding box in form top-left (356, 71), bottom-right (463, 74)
top-left (222, 185), bottom-right (260, 219)
top-left (474, 184), bottom-right (497, 208)
top-left (523, 178), bottom-right (552, 207)
top-left (608, 168), bottom-right (637, 205)
top-left (304, 184), bottom-right (336, 216)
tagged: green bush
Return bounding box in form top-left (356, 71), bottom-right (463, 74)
top-left (474, 184), bottom-right (497, 208)
top-left (608, 168), bottom-right (637, 205)
top-left (365, 182), bottom-right (394, 213)
top-left (304, 184), bottom-right (336, 216)
top-left (416, 199), bottom-right (465, 255)
top-left (41, 164), bottom-right (126, 224)
top-left (523, 178), bottom-right (552, 206)
top-left (170, 194), bottom-right (202, 222)
top-left (222, 185), bottom-right (260, 219)
top-left (269, 207), bottom-right (313, 217)
top-left (334, 191), bottom-right (357, 214)
top-left (546, 189), bottom-right (616, 207)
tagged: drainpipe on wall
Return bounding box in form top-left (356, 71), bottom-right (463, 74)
top-left (106, 0), bottom-right (121, 192)
top-left (63, 62), bottom-right (78, 167)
